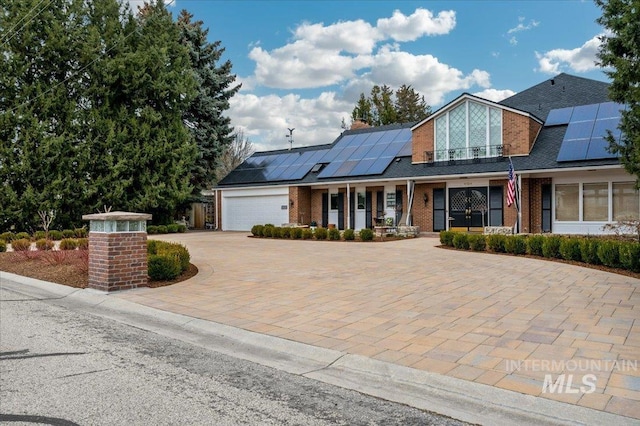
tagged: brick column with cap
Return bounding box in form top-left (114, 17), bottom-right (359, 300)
top-left (82, 211), bottom-right (152, 292)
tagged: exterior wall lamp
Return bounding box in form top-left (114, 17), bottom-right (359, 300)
top-left (290, 198), bottom-right (294, 207)
top-left (423, 193), bottom-right (429, 206)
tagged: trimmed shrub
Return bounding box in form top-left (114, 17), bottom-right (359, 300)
top-left (148, 240), bottom-right (190, 273)
top-left (148, 254), bottom-right (182, 281)
top-left (33, 231), bottom-right (46, 240)
top-left (35, 238), bottom-right (54, 251)
top-left (281, 227), bottom-right (291, 239)
top-left (291, 227), bottom-right (303, 239)
top-left (0, 232), bottom-right (16, 242)
top-left (597, 240), bottom-right (620, 267)
top-left (559, 237), bottom-right (582, 261)
top-left (11, 238), bottom-right (31, 251)
top-left (301, 229), bottom-right (313, 240)
top-left (315, 227), bottom-right (328, 240)
top-left (251, 224), bottom-right (264, 237)
top-left (271, 227), bottom-right (282, 238)
top-left (487, 234), bottom-right (506, 253)
top-left (359, 228), bottom-right (374, 242)
top-left (580, 239), bottom-right (601, 265)
top-left (542, 236), bottom-right (562, 258)
top-left (468, 234), bottom-right (486, 251)
top-left (147, 239), bottom-right (159, 255)
top-left (328, 228), bottom-right (341, 240)
top-left (263, 225), bottom-right (273, 238)
top-left (526, 235), bottom-right (545, 256)
top-left (77, 238), bottom-right (89, 250)
top-left (343, 229), bottom-right (355, 241)
top-left (505, 235), bottom-right (527, 255)
top-left (147, 225), bottom-right (158, 235)
top-left (156, 225), bottom-right (168, 234)
top-left (62, 229), bottom-right (75, 239)
top-left (167, 224), bottom-right (180, 233)
top-left (74, 228), bottom-right (88, 238)
top-left (0, 240), bottom-right (5, 252)
top-left (453, 233), bottom-right (470, 250)
top-left (619, 242), bottom-right (640, 272)
top-left (177, 224), bottom-right (187, 233)
top-left (16, 232), bottom-right (31, 240)
top-left (59, 239), bottom-right (78, 250)
top-left (439, 231), bottom-right (455, 247)
top-left (48, 230), bottom-right (63, 240)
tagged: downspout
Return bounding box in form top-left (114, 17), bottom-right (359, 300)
top-left (215, 189), bottom-right (219, 230)
top-left (406, 180), bottom-right (415, 226)
top-left (346, 183), bottom-right (351, 229)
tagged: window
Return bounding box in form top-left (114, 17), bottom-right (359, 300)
top-left (555, 184), bottom-right (579, 221)
top-left (583, 183), bottom-right (608, 221)
top-left (613, 182), bottom-right (640, 220)
top-left (386, 192), bottom-right (395, 208)
top-left (357, 192), bottom-right (365, 210)
top-left (489, 186), bottom-right (503, 226)
top-left (433, 100), bottom-right (502, 161)
top-left (330, 193), bottom-right (339, 210)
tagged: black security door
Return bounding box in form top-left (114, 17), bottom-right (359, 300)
top-left (337, 193), bottom-right (345, 230)
top-left (448, 187), bottom-right (488, 230)
top-left (321, 193), bottom-right (328, 227)
top-left (365, 191), bottom-right (372, 228)
top-left (349, 191), bottom-right (355, 229)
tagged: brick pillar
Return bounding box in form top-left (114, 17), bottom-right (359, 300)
top-left (82, 211), bottom-right (152, 292)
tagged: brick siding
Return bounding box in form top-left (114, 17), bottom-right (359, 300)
top-left (88, 232), bottom-right (148, 292)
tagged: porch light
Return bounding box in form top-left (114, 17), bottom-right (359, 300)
top-left (423, 193), bottom-right (429, 206)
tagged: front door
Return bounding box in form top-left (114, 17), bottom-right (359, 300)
top-left (449, 187), bottom-right (488, 231)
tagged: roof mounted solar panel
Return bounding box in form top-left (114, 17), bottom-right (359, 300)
top-left (557, 139), bottom-right (589, 162)
top-left (585, 138), bottom-right (618, 160)
top-left (570, 103), bottom-right (599, 122)
top-left (545, 107), bottom-right (573, 126)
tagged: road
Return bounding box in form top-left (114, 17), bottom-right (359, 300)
top-left (0, 286), bottom-right (467, 426)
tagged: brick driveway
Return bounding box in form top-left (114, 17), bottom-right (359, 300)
top-left (118, 232), bottom-right (640, 419)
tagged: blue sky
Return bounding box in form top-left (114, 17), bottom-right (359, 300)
top-left (139, 1), bottom-right (609, 151)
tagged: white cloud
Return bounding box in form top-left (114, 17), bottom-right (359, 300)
top-left (293, 19), bottom-right (381, 55)
top-left (509, 36), bottom-right (518, 46)
top-left (377, 8), bottom-right (456, 41)
top-left (473, 89), bottom-right (516, 102)
top-left (535, 35), bottom-right (602, 74)
top-left (508, 17), bottom-right (539, 34)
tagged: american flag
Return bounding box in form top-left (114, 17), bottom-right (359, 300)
top-left (507, 159), bottom-right (516, 207)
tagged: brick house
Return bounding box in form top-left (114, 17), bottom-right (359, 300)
top-left (216, 73), bottom-right (639, 234)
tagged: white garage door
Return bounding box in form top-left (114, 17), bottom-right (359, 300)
top-left (222, 190), bottom-right (289, 231)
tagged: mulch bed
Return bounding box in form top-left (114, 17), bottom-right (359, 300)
top-left (437, 245), bottom-right (640, 280)
top-left (0, 251), bottom-right (198, 289)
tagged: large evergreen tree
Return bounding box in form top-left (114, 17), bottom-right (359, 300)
top-left (350, 84), bottom-right (431, 127)
top-left (596, 0), bottom-right (640, 186)
top-left (177, 10), bottom-right (240, 192)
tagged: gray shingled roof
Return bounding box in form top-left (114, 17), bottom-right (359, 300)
top-left (217, 73), bottom-right (616, 188)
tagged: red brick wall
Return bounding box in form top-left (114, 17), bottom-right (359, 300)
top-left (88, 232), bottom-right (148, 292)
top-left (289, 186), bottom-right (311, 224)
top-left (411, 120), bottom-right (434, 163)
top-left (310, 190), bottom-right (326, 227)
top-left (412, 182), bottom-right (446, 232)
top-left (503, 110), bottom-right (539, 156)
top-left (529, 177), bottom-right (552, 234)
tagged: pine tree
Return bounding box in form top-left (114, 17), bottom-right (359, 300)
top-left (395, 84), bottom-right (432, 123)
top-left (177, 10), bottom-right (240, 192)
top-left (351, 93), bottom-right (373, 125)
top-left (350, 84), bottom-right (431, 128)
top-left (596, 0), bottom-right (640, 186)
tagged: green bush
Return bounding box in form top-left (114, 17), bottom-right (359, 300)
top-left (526, 235), bottom-right (545, 256)
top-left (559, 237), bottom-right (582, 261)
top-left (35, 238), bottom-right (54, 251)
top-left (328, 228), bottom-right (341, 240)
top-left (156, 225), bottom-right (168, 234)
top-left (263, 225), bottom-right (273, 238)
top-left (0, 232), bottom-right (16, 242)
top-left (281, 227), bottom-right (291, 239)
top-left (580, 239), bottom-right (601, 264)
top-left (291, 227), bottom-right (303, 239)
top-left (148, 240), bottom-right (190, 273)
top-left (147, 239), bottom-right (159, 255)
top-left (542, 236), bottom-right (562, 258)
top-left (343, 229), bottom-right (355, 241)
top-left (251, 224), bottom-right (264, 237)
top-left (147, 225), bottom-right (158, 235)
top-left (619, 242), bottom-right (640, 272)
top-left (315, 227), bottom-right (328, 240)
top-left (167, 224), bottom-right (180, 233)
top-left (301, 229), bottom-right (313, 240)
top-left (272, 227), bottom-right (282, 238)
top-left (62, 229), bottom-right (75, 239)
top-left (453, 233), bottom-right (469, 250)
top-left (77, 238), bottom-right (89, 250)
top-left (11, 238), bottom-right (31, 251)
top-left (0, 240), bottom-right (6, 252)
top-left (439, 231), bottom-right (455, 247)
top-left (468, 234), bottom-right (486, 251)
top-left (487, 234), bottom-right (506, 252)
top-left (505, 236), bottom-right (527, 255)
top-left (33, 231), bottom-right (46, 240)
top-left (59, 239), bottom-right (78, 250)
top-left (359, 228), bottom-right (374, 241)
top-left (48, 230), bottom-right (63, 240)
top-left (177, 224), bottom-right (187, 233)
top-left (16, 232), bottom-right (31, 240)
top-left (74, 228), bottom-right (88, 238)
top-left (148, 254), bottom-right (182, 281)
top-left (597, 240), bottom-right (620, 267)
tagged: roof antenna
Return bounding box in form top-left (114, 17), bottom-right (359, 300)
top-left (286, 128), bottom-right (295, 150)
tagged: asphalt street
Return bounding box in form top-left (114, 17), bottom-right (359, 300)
top-left (0, 286), bottom-right (468, 426)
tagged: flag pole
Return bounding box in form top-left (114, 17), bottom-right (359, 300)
top-left (516, 173), bottom-right (522, 234)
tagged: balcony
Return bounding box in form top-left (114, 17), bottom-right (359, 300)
top-left (423, 144), bottom-right (509, 165)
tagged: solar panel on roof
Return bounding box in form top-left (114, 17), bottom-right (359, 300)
top-left (348, 158), bottom-right (377, 176)
top-left (570, 104), bottom-right (599, 122)
top-left (365, 157), bottom-right (394, 175)
top-left (557, 139), bottom-right (589, 162)
top-left (564, 121), bottom-right (595, 140)
top-left (545, 107), bottom-right (573, 126)
top-left (586, 138), bottom-right (618, 160)
top-left (592, 118), bottom-right (621, 139)
top-left (398, 140), bottom-right (412, 157)
top-left (595, 102), bottom-right (624, 119)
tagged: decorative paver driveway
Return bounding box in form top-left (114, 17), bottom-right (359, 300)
top-left (118, 232), bottom-right (640, 420)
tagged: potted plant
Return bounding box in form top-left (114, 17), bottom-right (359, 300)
top-left (310, 220), bottom-right (317, 231)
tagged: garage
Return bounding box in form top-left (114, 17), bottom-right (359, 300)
top-left (222, 187), bottom-right (289, 231)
